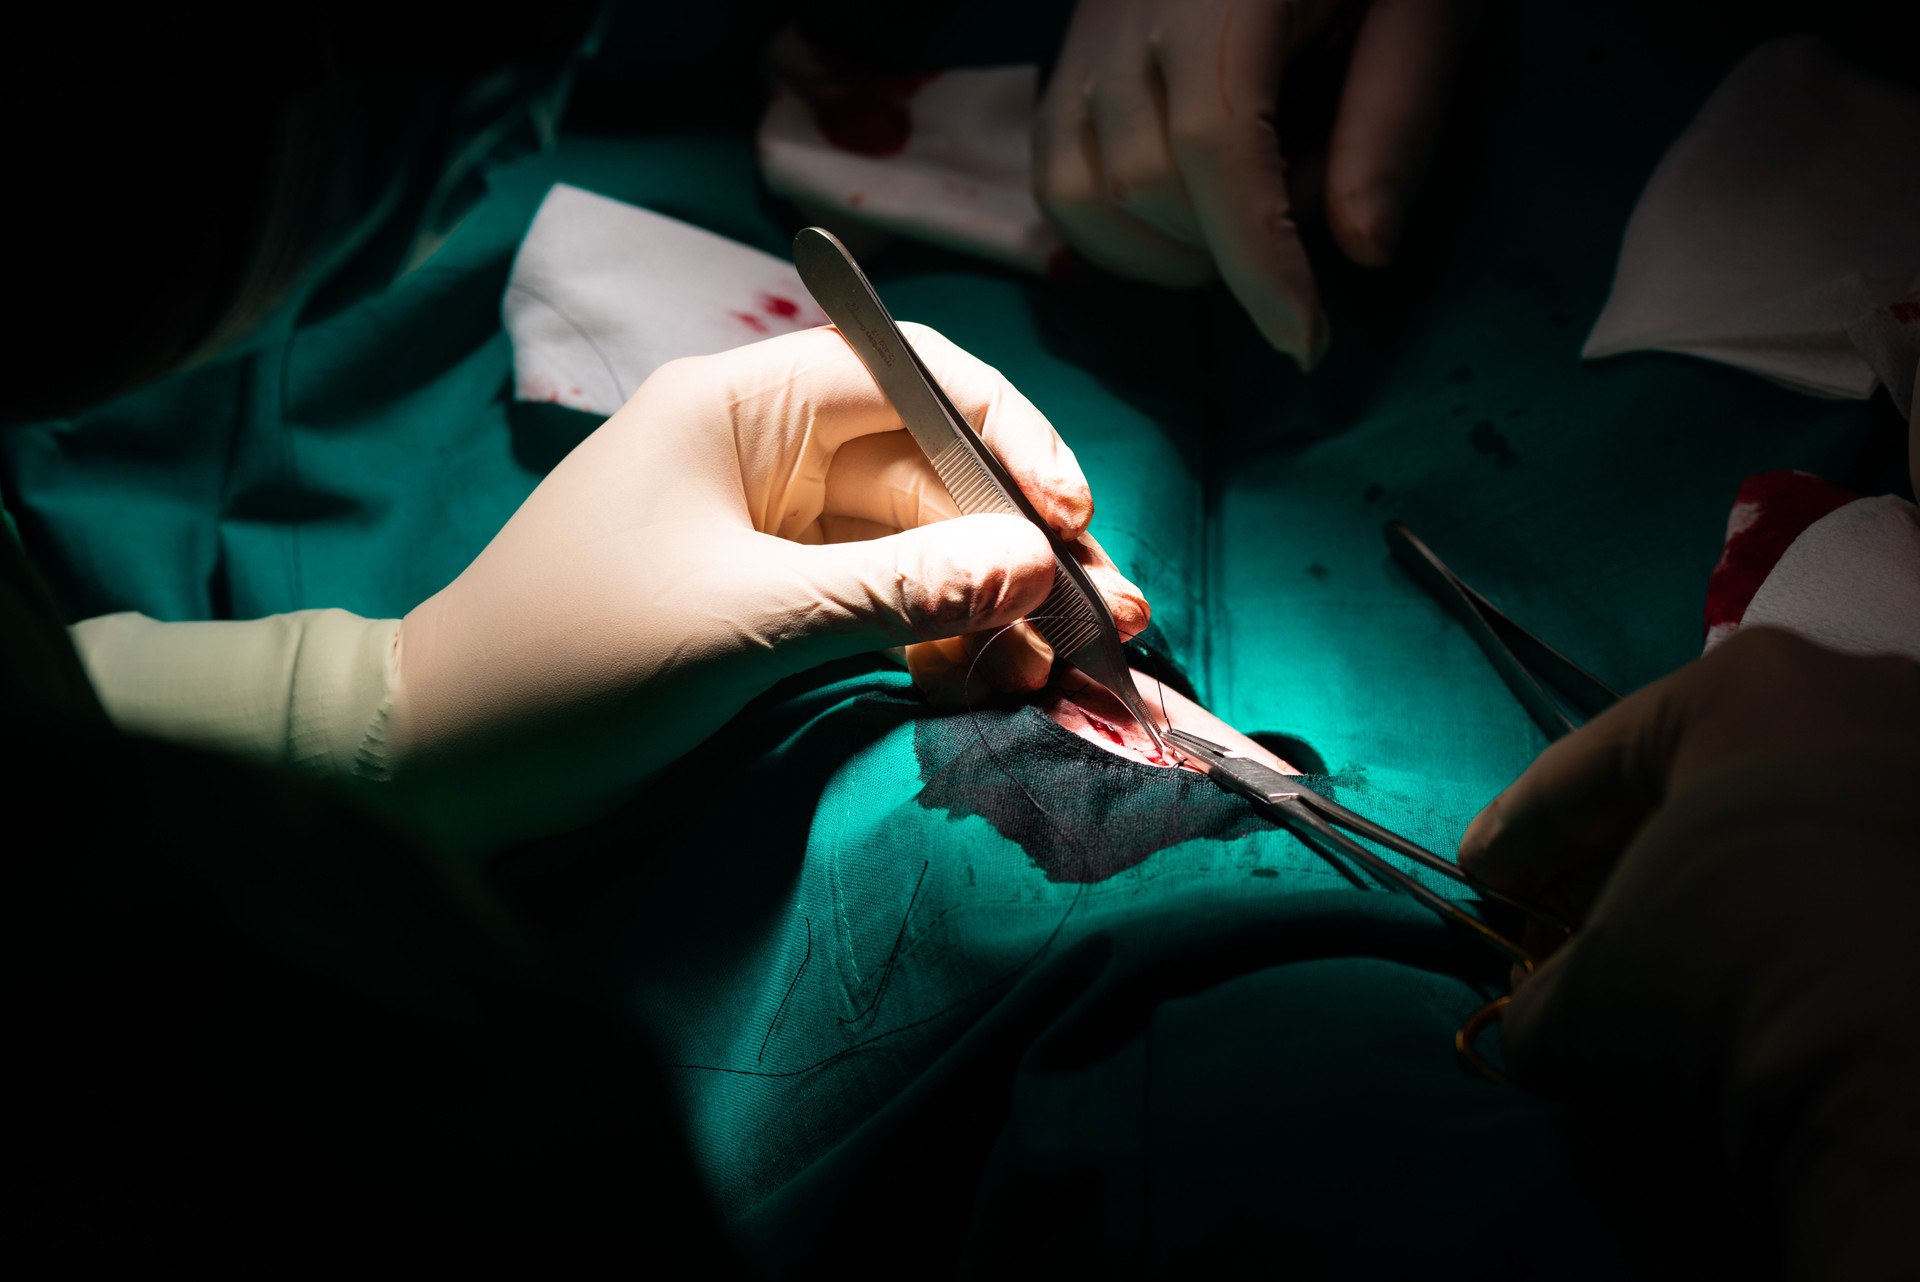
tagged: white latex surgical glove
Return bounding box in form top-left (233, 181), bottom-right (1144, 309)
top-left (394, 323), bottom-right (1148, 845)
top-left (1458, 628), bottom-right (1920, 1280)
top-left (1036, 0), bottom-right (1479, 367)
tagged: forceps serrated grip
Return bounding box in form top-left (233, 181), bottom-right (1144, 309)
top-left (794, 226), bottom-right (1169, 756)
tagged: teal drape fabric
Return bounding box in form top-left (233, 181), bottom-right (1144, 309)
top-left (0, 3), bottom-right (1898, 1273)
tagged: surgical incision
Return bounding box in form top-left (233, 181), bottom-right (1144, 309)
top-left (1044, 668), bottom-right (1296, 774)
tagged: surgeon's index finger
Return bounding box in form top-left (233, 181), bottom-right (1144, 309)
top-left (1065, 531), bottom-right (1150, 639)
top-left (1326, 0), bottom-right (1477, 266)
top-left (1164, 1), bottom-right (1332, 367)
top-left (896, 322), bottom-right (1095, 539)
top-left (1457, 674), bottom-right (1682, 903)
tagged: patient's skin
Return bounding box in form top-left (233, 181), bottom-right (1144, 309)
top-left (1045, 669), bottom-right (1296, 774)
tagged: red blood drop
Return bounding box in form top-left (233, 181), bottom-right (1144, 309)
top-left (732, 311), bottom-right (769, 333)
top-left (760, 294), bottom-right (800, 318)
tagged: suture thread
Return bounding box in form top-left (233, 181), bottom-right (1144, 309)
top-left (758, 916), bottom-right (812, 1064)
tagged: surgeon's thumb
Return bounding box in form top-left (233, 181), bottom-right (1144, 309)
top-left (1499, 934), bottom-right (1586, 1090)
top-left (779, 514), bottom-right (1056, 661)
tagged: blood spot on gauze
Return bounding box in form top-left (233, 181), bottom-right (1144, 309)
top-left (751, 293), bottom-right (828, 330)
top-left (802, 61), bottom-right (937, 159)
top-left (732, 311), bottom-right (770, 333)
top-left (814, 98), bottom-right (906, 156)
top-left (1703, 470), bottom-right (1858, 646)
top-left (520, 372), bottom-right (559, 403)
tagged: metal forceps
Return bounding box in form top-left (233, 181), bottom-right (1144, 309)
top-left (793, 225), bottom-right (1172, 757)
top-left (1384, 521), bottom-right (1621, 740)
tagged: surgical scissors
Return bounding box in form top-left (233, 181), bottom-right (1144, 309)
top-left (1170, 526), bottom-right (1616, 1081)
top-left (1166, 726), bottom-right (1566, 1082)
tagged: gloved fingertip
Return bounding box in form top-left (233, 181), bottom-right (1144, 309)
top-left (1110, 589), bottom-right (1150, 638)
top-left (1263, 305), bottom-right (1330, 371)
top-left (1305, 321), bottom-right (1331, 371)
top-left (1286, 324), bottom-right (1331, 372)
top-left (1457, 799), bottom-right (1501, 865)
top-left (1047, 486), bottom-right (1094, 542)
top-left (1333, 183), bottom-right (1405, 268)
top-left (1367, 208), bottom-right (1404, 265)
top-left (1498, 944), bottom-right (1571, 1087)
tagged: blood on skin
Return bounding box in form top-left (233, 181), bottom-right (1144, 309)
top-left (1051, 689), bottom-right (1177, 768)
top-left (1080, 710), bottom-right (1128, 748)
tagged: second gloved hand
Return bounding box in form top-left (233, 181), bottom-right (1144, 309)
top-left (1458, 628), bottom-right (1920, 1279)
top-left (392, 323), bottom-right (1147, 845)
top-left (1036, 0), bottom-right (1480, 367)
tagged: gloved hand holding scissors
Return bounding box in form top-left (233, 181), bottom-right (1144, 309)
top-left (1035, 0), bottom-right (1480, 367)
top-left (1458, 627), bottom-right (1920, 1280)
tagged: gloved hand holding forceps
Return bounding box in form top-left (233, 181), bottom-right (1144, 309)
top-left (74, 323), bottom-right (1154, 848)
